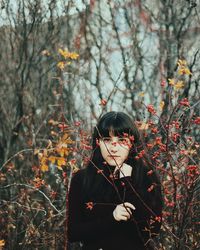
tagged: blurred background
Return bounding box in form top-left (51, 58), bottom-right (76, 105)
top-left (0, 0), bottom-right (199, 249)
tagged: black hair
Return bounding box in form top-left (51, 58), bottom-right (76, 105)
top-left (81, 111), bottom-right (162, 205)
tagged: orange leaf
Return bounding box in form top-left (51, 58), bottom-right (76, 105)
top-left (41, 164), bottom-right (49, 172)
top-left (0, 239), bottom-right (5, 247)
top-left (57, 157), bottom-right (66, 166)
top-left (48, 156), bottom-right (56, 164)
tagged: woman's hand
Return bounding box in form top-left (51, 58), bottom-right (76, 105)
top-left (117, 163), bottom-right (132, 178)
top-left (113, 202), bottom-right (135, 221)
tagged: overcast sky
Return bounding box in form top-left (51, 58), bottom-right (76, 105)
top-left (0, 0), bottom-right (89, 26)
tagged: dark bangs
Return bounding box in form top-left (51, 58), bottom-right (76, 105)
top-left (92, 112), bottom-right (138, 149)
top-left (98, 115), bottom-right (134, 138)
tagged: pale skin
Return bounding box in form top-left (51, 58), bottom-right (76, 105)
top-left (99, 135), bottom-right (136, 221)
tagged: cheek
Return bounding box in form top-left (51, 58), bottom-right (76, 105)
top-left (99, 143), bottom-right (108, 157)
top-left (120, 147), bottom-right (130, 159)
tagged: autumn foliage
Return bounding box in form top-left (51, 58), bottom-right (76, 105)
top-left (0, 53), bottom-right (199, 250)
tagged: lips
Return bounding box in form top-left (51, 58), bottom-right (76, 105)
top-left (108, 155), bottom-right (120, 158)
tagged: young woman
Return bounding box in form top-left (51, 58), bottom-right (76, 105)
top-left (67, 111), bottom-right (163, 250)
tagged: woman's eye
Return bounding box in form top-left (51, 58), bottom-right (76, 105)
top-left (102, 138), bottom-right (111, 143)
top-left (119, 138), bottom-right (128, 144)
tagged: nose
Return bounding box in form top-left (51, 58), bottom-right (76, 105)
top-left (110, 147), bottom-right (117, 153)
top-left (110, 141), bottom-right (118, 153)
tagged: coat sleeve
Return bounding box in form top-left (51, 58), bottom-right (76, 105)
top-left (67, 171), bottom-right (118, 242)
top-left (117, 172), bottom-right (163, 239)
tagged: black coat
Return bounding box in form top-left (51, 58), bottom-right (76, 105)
top-left (67, 168), bottom-right (162, 250)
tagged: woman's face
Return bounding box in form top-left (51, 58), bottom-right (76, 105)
top-left (99, 135), bottom-right (131, 167)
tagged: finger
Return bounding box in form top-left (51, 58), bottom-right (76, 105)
top-left (123, 202), bottom-right (135, 210)
top-left (119, 204), bottom-right (133, 213)
top-left (121, 207), bottom-right (132, 215)
top-left (120, 211), bottom-right (131, 219)
top-left (120, 215), bottom-right (129, 221)
top-left (120, 210), bottom-right (130, 216)
top-left (125, 208), bottom-right (132, 215)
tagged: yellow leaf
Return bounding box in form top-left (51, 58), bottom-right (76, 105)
top-left (57, 157), bottom-right (66, 166)
top-left (177, 59), bottom-right (187, 67)
top-left (174, 81), bottom-right (184, 90)
top-left (57, 61), bottom-right (65, 70)
top-left (68, 52), bottom-right (79, 60)
top-left (58, 48), bottom-right (68, 58)
top-left (178, 67), bottom-right (192, 75)
top-left (159, 101), bottom-right (165, 111)
top-left (168, 78), bottom-right (175, 86)
top-left (40, 157), bottom-right (47, 164)
top-left (56, 147), bottom-right (62, 156)
top-left (56, 141), bottom-right (69, 156)
top-left (0, 239), bottom-right (5, 247)
top-left (41, 164), bottom-right (49, 172)
top-left (177, 59), bottom-right (192, 75)
top-left (188, 149), bottom-right (197, 155)
top-left (72, 167), bottom-right (80, 173)
top-left (48, 156), bottom-right (56, 164)
top-left (62, 133), bottom-right (70, 141)
top-left (58, 48), bottom-right (79, 60)
top-left (139, 92), bottom-right (145, 97)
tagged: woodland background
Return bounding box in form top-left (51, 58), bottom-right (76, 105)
top-left (0, 0), bottom-right (199, 249)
